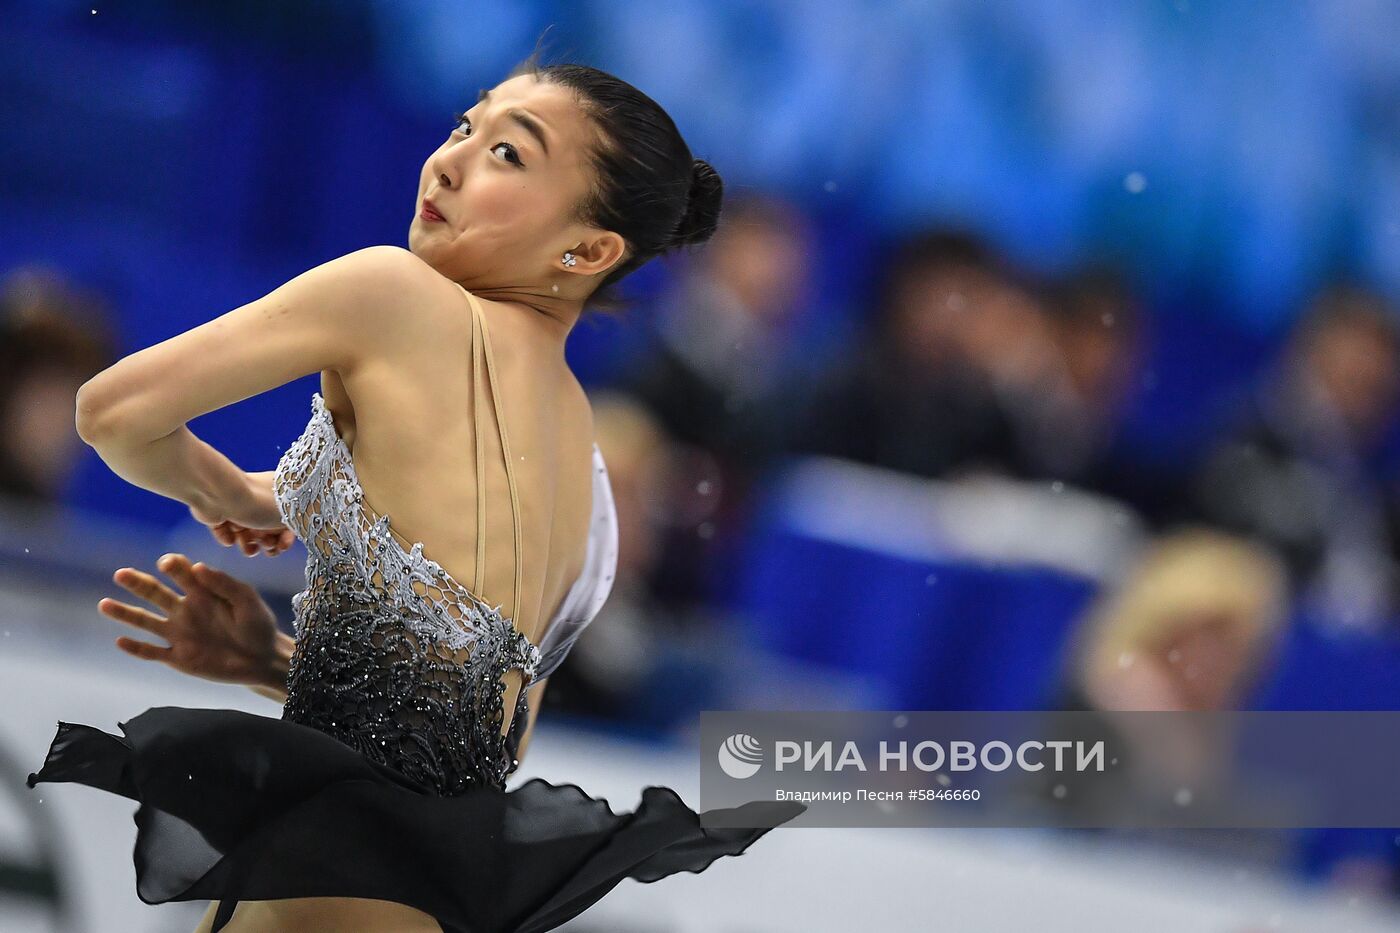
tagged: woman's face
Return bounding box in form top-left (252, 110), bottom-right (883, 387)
top-left (409, 74), bottom-right (602, 289)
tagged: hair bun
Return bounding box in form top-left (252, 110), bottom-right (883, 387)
top-left (670, 159), bottom-right (723, 249)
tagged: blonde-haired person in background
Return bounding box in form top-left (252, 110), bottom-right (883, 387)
top-left (1051, 528), bottom-right (1287, 817)
top-left (1066, 527), bottom-right (1289, 715)
top-left (1045, 530), bottom-right (1289, 865)
top-left (1052, 528), bottom-right (1400, 896)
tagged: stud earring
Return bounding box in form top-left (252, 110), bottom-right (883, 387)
top-left (561, 252), bottom-right (577, 267)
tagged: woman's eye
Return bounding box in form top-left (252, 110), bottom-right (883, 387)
top-left (492, 143), bottom-right (522, 166)
top-left (449, 112), bottom-right (523, 166)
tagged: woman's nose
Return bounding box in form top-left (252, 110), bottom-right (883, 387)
top-left (429, 148), bottom-right (457, 189)
top-left (431, 127), bottom-right (478, 189)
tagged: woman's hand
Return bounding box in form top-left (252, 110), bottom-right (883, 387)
top-left (205, 520), bottom-right (296, 557)
top-left (192, 470), bottom-right (295, 556)
top-left (100, 553), bottom-right (291, 689)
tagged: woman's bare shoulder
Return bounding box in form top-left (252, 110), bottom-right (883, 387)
top-left (327, 246), bottom-right (475, 349)
top-left (319, 244), bottom-right (440, 292)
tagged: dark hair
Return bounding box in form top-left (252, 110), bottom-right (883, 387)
top-left (0, 267), bottom-right (116, 378)
top-left (1295, 281), bottom-right (1398, 347)
top-left (1042, 261), bottom-right (1141, 335)
top-left (504, 48), bottom-right (723, 314)
top-left (0, 266), bottom-right (117, 501)
top-left (869, 226), bottom-right (1008, 338)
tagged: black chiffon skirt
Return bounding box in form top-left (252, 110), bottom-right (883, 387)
top-left (24, 705), bottom-right (806, 933)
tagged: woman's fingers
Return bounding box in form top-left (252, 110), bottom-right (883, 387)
top-left (112, 565), bottom-right (182, 613)
top-left (202, 513), bottom-right (293, 556)
top-left (255, 529), bottom-right (290, 556)
top-left (226, 527), bottom-right (259, 556)
top-left (209, 524), bottom-right (294, 557)
top-left (252, 528), bottom-right (293, 556)
top-left (114, 635), bottom-right (173, 662)
top-left (207, 521), bottom-right (291, 556)
top-left (244, 528), bottom-right (281, 557)
top-left (99, 596), bottom-right (166, 633)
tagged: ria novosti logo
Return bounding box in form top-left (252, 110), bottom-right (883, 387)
top-left (717, 733), bottom-right (764, 779)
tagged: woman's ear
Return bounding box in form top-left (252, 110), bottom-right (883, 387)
top-left (563, 231), bottom-right (627, 277)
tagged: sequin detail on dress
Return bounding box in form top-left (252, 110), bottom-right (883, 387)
top-left (272, 391), bottom-right (540, 795)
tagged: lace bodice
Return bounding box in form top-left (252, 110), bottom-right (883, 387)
top-left (271, 286), bottom-right (617, 795)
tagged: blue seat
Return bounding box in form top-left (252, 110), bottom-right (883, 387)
top-left (1247, 616), bottom-right (1400, 710)
top-left (735, 478), bottom-right (1098, 711)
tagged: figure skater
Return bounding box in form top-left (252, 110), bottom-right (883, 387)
top-left (26, 50), bottom-right (805, 933)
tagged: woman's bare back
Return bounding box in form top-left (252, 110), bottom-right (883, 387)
top-left (322, 282), bottom-right (596, 733)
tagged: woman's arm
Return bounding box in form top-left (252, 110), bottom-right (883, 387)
top-left (75, 246), bottom-right (443, 518)
top-left (78, 424), bottom-right (271, 527)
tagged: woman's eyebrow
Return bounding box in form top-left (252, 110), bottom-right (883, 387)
top-left (507, 109), bottom-right (550, 155)
top-left (474, 87), bottom-right (551, 156)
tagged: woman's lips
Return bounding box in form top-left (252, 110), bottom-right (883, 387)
top-left (420, 201), bottom-right (445, 222)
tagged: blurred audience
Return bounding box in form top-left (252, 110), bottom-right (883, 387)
top-left (616, 191), bottom-right (815, 602)
top-left (1187, 283), bottom-right (1400, 629)
top-left (0, 266), bottom-right (116, 507)
top-left (619, 191), bottom-right (813, 466)
top-left (782, 227), bottom-right (1031, 479)
top-left (780, 230), bottom-right (1168, 524)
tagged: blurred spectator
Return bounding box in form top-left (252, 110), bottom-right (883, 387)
top-left (1052, 525), bottom-right (1288, 815)
top-left (1187, 283), bottom-right (1400, 629)
top-left (781, 227), bottom-right (1032, 480)
top-left (1053, 526), bottom-right (1399, 898)
top-left (540, 391), bottom-right (729, 730)
top-left (619, 190), bottom-right (812, 465)
top-left (616, 192), bottom-right (815, 602)
top-left (1053, 527), bottom-right (1285, 800)
top-left (1044, 529), bottom-right (1297, 869)
top-left (1058, 527), bottom-right (1288, 716)
top-left (0, 267), bottom-right (116, 506)
top-left (948, 259), bottom-right (1063, 433)
top-left (1007, 263), bottom-right (1187, 524)
top-left (1010, 266), bottom-right (1143, 474)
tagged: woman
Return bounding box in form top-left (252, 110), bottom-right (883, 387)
top-left (26, 51), bottom-right (805, 932)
